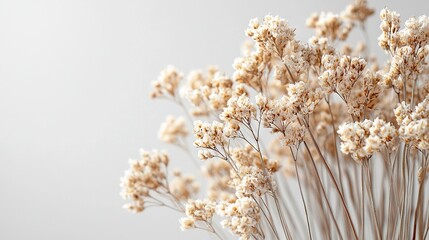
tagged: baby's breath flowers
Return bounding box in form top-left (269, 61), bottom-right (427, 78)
top-left (217, 197), bottom-right (261, 240)
top-left (337, 118), bottom-right (397, 162)
top-left (395, 97), bottom-right (429, 150)
top-left (121, 1), bottom-right (429, 239)
top-left (158, 115), bottom-right (188, 144)
top-left (150, 65), bottom-right (183, 99)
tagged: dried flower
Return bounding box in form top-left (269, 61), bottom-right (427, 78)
top-left (150, 65), bottom-right (183, 99)
top-left (338, 118), bottom-right (397, 161)
top-left (120, 150), bottom-right (169, 212)
top-left (158, 116), bottom-right (188, 144)
top-left (217, 197), bottom-right (261, 239)
top-left (123, 5), bottom-right (429, 240)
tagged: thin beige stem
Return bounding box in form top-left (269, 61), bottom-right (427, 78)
top-left (303, 142), bottom-right (344, 239)
top-left (304, 120), bottom-right (359, 240)
top-left (364, 160), bottom-right (382, 240)
top-left (291, 146), bottom-right (313, 240)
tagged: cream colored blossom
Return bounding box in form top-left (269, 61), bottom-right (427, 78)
top-left (246, 15), bottom-right (295, 57)
top-left (319, 54), bottom-right (367, 96)
top-left (395, 97), bottom-right (429, 150)
top-left (378, 8), bottom-right (401, 52)
top-left (202, 160), bottom-right (235, 201)
top-left (234, 167), bottom-right (269, 198)
top-left (120, 150), bottom-right (169, 213)
top-left (183, 67), bottom-right (234, 116)
top-left (220, 94), bottom-right (256, 123)
top-left (179, 217), bottom-right (195, 231)
top-left (233, 48), bottom-right (271, 91)
top-left (184, 199), bottom-right (216, 222)
top-left (306, 12), bottom-right (353, 41)
top-left (150, 65), bottom-right (183, 98)
top-left (217, 197), bottom-right (261, 239)
top-left (158, 116), bottom-right (188, 144)
top-left (193, 120), bottom-right (226, 149)
top-left (169, 169), bottom-right (200, 201)
top-left (338, 118), bottom-right (397, 161)
top-left (343, 0), bottom-right (374, 23)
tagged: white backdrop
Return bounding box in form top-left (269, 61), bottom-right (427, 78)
top-left (0, 0), bottom-right (427, 239)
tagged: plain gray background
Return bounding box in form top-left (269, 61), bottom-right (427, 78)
top-left (0, 0), bottom-right (427, 239)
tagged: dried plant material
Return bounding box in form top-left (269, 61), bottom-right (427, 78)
top-left (121, 2), bottom-right (429, 239)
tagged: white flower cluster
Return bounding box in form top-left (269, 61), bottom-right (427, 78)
top-left (217, 197), bottom-right (261, 239)
top-left (169, 170), bottom-right (200, 201)
top-left (395, 97), bottom-right (429, 150)
top-left (343, 0), bottom-right (374, 23)
top-left (233, 167), bottom-right (269, 198)
top-left (319, 54), bottom-right (367, 96)
top-left (338, 118), bottom-right (397, 161)
top-left (193, 120), bottom-right (226, 149)
top-left (232, 47), bottom-right (271, 91)
top-left (158, 116), bottom-right (188, 144)
top-left (150, 65), bottom-right (183, 98)
top-left (220, 94), bottom-right (256, 123)
top-left (120, 150), bottom-right (169, 213)
top-left (379, 9), bottom-right (429, 90)
top-left (180, 199), bottom-right (216, 231)
top-left (258, 81), bottom-right (322, 145)
top-left (246, 15), bottom-right (295, 57)
top-left (185, 69), bottom-right (236, 116)
top-left (307, 12), bottom-right (352, 41)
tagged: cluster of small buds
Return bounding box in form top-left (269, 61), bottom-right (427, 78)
top-left (246, 15), bottom-right (295, 57)
top-left (401, 15), bottom-right (429, 48)
top-left (338, 118), bottom-right (397, 162)
top-left (179, 199), bottom-right (216, 231)
top-left (233, 166), bottom-right (269, 198)
top-left (186, 66), bottom-right (218, 90)
top-left (193, 120), bottom-right (226, 149)
top-left (240, 39), bottom-right (254, 57)
top-left (281, 122), bottom-right (307, 146)
top-left (223, 121), bottom-right (241, 138)
top-left (346, 70), bottom-right (384, 120)
top-left (202, 160), bottom-right (235, 201)
top-left (232, 48), bottom-right (271, 91)
top-left (150, 65), bottom-right (183, 99)
top-left (378, 8), bottom-right (401, 52)
top-left (282, 40), bottom-right (313, 80)
top-left (287, 81), bottom-right (323, 115)
top-left (259, 81), bottom-right (322, 142)
top-left (394, 97), bottom-right (429, 150)
top-left (198, 150), bottom-right (215, 161)
top-left (123, 4), bottom-right (429, 239)
top-left (306, 12), bottom-right (353, 41)
top-left (185, 68), bottom-right (235, 116)
top-left (306, 36), bottom-right (335, 70)
top-left (343, 0), bottom-right (374, 23)
top-left (383, 45), bottom-right (429, 90)
top-left (229, 146), bottom-right (280, 173)
top-left (379, 9), bottom-right (429, 91)
top-left (179, 217), bottom-right (195, 231)
top-left (220, 94), bottom-right (256, 124)
top-left (169, 169), bottom-right (200, 201)
top-left (217, 197), bottom-right (261, 239)
top-left (158, 116), bottom-right (188, 144)
top-left (319, 54), bottom-right (367, 98)
top-left (120, 150), bottom-right (170, 213)
top-left (311, 101), bottom-right (348, 139)
top-left (360, 71), bottom-right (383, 110)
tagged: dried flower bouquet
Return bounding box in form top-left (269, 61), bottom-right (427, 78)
top-left (121, 1), bottom-right (429, 239)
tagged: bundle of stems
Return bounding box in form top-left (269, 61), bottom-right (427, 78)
top-left (121, 1), bottom-right (429, 239)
